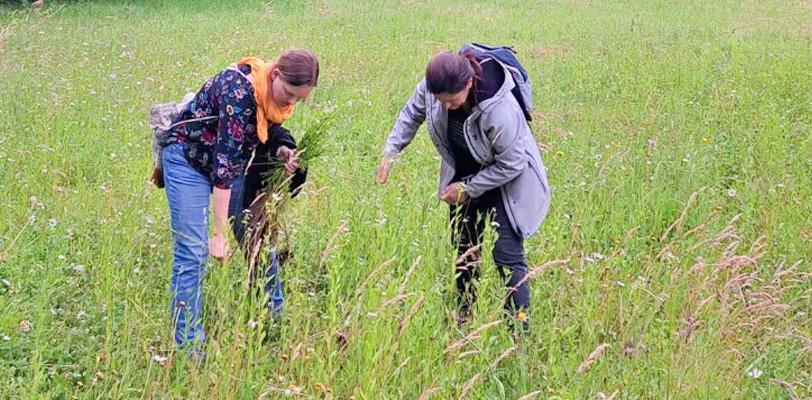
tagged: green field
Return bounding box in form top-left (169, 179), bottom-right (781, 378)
top-left (1, 0), bottom-right (811, 398)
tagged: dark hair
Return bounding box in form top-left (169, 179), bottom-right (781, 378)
top-left (425, 50), bottom-right (482, 94)
top-left (275, 49), bottom-right (319, 87)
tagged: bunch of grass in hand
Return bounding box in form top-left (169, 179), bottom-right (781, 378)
top-left (244, 111), bottom-right (333, 270)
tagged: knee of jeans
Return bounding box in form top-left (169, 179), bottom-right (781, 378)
top-left (492, 246), bottom-right (526, 269)
top-left (175, 236), bottom-right (208, 266)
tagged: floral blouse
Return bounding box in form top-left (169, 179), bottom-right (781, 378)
top-left (165, 64), bottom-right (261, 189)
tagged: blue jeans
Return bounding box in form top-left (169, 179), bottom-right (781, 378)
top-left (162, 143), bottom-right (283, 347)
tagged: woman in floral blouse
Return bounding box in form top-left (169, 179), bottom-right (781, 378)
top-left (161, 49), bottom-right (319, 351)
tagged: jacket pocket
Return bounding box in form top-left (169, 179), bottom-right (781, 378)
top-left (503, 160), bottom-right (548, 237)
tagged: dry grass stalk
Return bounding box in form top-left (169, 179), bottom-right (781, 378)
top-left (245, 170), bottom-right (299, 259)
top-left (455, 245), bottom-right (482, 266)
top-left (655, 242), bottom-right (676, 262)
top-left (689, 259), bottom-right (709, 274)
top-left (575, 343), bottom-right (610, 374)
top-left (457, 350), bottom-right (479, 359)
top-left (457, 373), bottom-right (481, 399)
top-left (769, 260), bottom-right (806, 290)
top-left (398, 256), bottom-right (422, 294)
top-left (596, 149), bottom-right (629, 179)
top-left (457, 347), bottom-right (516, 400)
top-left (720, 240), bottom-right (741, 258)
top-left (399, 296), bottom-right (424, 333)
top-left (442, 320), bottom-right (502, 355)
top-left (516, 391), bottom-right (543, 400)
top-left (380, 292), bottom-right (415, 310)
top-left (661, 188), bottom-right (705, 242)
top-left (746, 292), bottom-right (790, 316)
top-left (718, 271), bottom-right (760, 301)
top-left (748, 235), bottom-right (768, 255)
top-left (769, 379), bottom-right (801, 400)
top-left (678, 315), bottom-right (702, 343)
top-left (724, 347), bottom-right (745, 360)
top-left (244, 238), bottom-right (264, 292)
top-left (794, 332), bottom-right (812, 354)
top-left (417, 384), bottom-right (439, 400)
top-left (489, 346), bottom-right (517, 371)
top-left (356, 256), bottom-right (395, 296)
top-left (693, 294), bottom-right (716, 315)
top-left (693, 234), bottom-right (802, 343)
top-left (507, 259), bottom-right (569, 296)
top-left (611, 226), bottom-right (639, 258)
top-left (320, 220), bottom-right (349, 263)
top-left (687, 214), bottom-right (741, 253)
top-left (683, 209), bottom-right (720, 238)
top-left (392, 356), bottom-right (411, 376)
top-left (683, 223), bottom-right (706, 238)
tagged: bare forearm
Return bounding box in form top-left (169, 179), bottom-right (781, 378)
top-left (212, 187), bottom-right (231, 236)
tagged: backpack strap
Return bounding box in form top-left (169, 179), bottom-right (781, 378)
top-left (228, 63), bottom-right (253, 82)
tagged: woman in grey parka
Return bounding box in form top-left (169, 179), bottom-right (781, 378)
top-left (376, 50), bottom-right (550, 331)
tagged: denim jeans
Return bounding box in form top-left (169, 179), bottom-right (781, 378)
top-left (162, 142), bottom-right (283, 348)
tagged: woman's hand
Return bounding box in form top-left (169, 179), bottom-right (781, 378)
top-left (277, 146), bottom-right (300, 176)
top-left (375, 156), bottom-right (393, 185)
top-left (208, 232), bottom-right (231, 262)
top-left (440, 182), bottom-right (468, 205)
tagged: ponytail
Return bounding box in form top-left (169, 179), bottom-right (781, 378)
top-left (425, 51), bottom-right (482, 94)
top-left (459, 50), bottom-right (483, 82)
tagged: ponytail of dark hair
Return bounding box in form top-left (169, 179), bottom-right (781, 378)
top-left (459, 50), bottom-right (483, 81)
top-left (425, 50), bottom-right (482, 94)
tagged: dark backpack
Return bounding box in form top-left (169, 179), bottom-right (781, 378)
top-left (459, 43), bottom-right (533, 121)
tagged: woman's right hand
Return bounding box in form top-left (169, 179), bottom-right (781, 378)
top-left (209, 232), bottom-right (231, 262)
top-left (375, 156), bottom-right (392, 185)
top-left (277, 145), bottom-right (300, 177)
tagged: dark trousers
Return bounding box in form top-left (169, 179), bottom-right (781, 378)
top-left (229, 174), bottom-right (283, 316)
top-left (450, 189), bottom-right (530, 315)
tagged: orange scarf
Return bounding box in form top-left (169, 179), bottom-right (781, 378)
top-left (236, 57), bottom-right (295, 143)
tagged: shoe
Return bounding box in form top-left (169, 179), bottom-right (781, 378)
top-left (456, 304), bottom-right (472, 326)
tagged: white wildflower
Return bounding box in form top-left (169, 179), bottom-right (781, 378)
top-left (746, 368), bottom-right (763, 379)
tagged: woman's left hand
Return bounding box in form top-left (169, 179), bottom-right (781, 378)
top-left (440, 182), bottom-right (468, 205)
top-left (277, 146), bottom-right (300, 176)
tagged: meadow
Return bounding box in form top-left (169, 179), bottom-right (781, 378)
top-left (1, 0), bottom-right (811, 398)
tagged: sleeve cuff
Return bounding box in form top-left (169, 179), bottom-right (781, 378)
top-left (213, 178), bottom-right (234, 190)
top-left (461, 179), bottom-right (483, 198)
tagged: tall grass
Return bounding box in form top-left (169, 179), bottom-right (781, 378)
top-left (0, 0), bottom-right (811, 398)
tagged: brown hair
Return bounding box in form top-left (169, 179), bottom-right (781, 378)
top-left (425, 50), bottom-right (482, 94)
top-left (275, 49), bottom-right (319, 87)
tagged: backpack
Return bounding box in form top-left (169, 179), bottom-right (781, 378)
top-left (459, 43), bottom-right (533, 121)
top-left (147, 91), bottom-right (196, 187)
